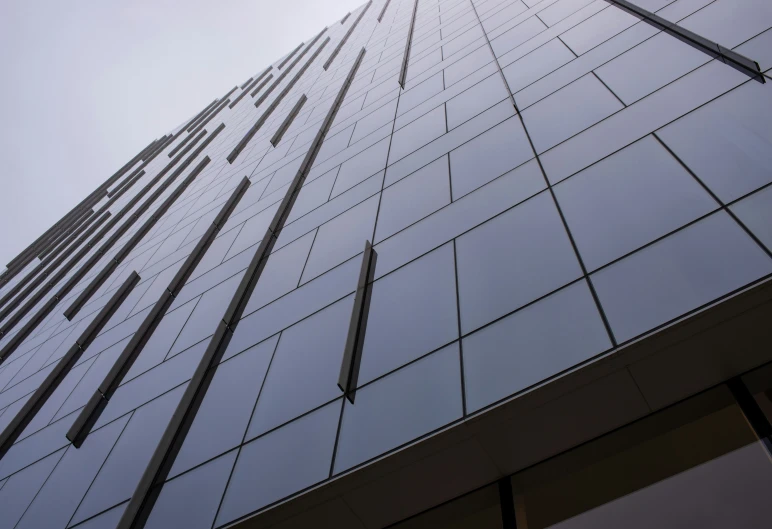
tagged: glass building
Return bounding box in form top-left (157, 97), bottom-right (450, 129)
top-left (1, 0), bottom-right (771, 527)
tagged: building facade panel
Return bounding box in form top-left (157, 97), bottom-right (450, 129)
top-left (0, 0), bottom-right (771, 527)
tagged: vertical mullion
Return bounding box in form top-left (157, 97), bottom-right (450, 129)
top-left (727, 377), bottom-right (772, 456)
top-left (498, 477), bottom-right (518, 528)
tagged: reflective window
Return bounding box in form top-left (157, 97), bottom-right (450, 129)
top-left (376, 156), bottom-right (451, 242)
top-left (502, 38), bottom-right (575, 94)
top-left (227, 256), bottom-right (360, 356)
top-left (358, 243), bottom-right (459, 385)
top-left (678, 0), bottom-right (772, 48)
top-left (71, 503), bottom-right (126, 529)
top-left (216, 400), bottom-right (341, 526)
top-left (538, 0), bottom-right (596, 26)
top-left (300, 195), bottom-right (379, 283)
top-left (247, 296), bottom-right (353, 439)
top-left (186, 227), bottom-right (239, 283)
top-left (559, 6), bottom-right (638, 56)
top-left (316, 125), bottom-right (355, 165)
top-left (657, 81), bottom-right (772, 203)
top-left (463, 280), bottom-right (611, 413)
top-left (244, 231), bottom-right (315, 313)
top-left (166, 273), bottom-right (241, 357)
top-left (14, 416), bottom-right (130, 529)
top-left (490, 16), bottom-right (545, 58)
top-left (374, 158), bottom-right (545, 279)
top-left (95, 340), bottom-right (204, 431)
top-left (331, 138), bottom-right (390, 198)
top-left (595, 32), bottom-right (709, 105)
top-left (388, 105), bottom-right (447, 164)
top-left (170, 336), bottom-right (277, 477)
top-left (444, 45), bottom-right (494, 87)
top-left (285, 167), bottom-right (338, 224)
top-left (449, 116), bottom-right (532, 199)
top-left (521, 73), bottom-right (623, 153)
top-left (0, 448), bottom-right (63, 529)
top-left (456, 192), bottom-right (582, 334)
top-left (122, 299), bottom-right (197, 381)
top-left (146, 451), bottom-right (236, 529)
top-left (730, 185), bottom-right (772, 253)
top-left (555, 136), bottom-right (717, 270)
top-left (20, 355), bottom-right (95, 437)
top-left (0, 416), bottom-right (70, 480)
top-left (397, 71), bottom-right (445, 116)
top-left (334, 343), bottom-right (463, 474)
top-left (71, 385), bottom-right (185, 525)
top-left (224, 202), bottom-right (280, 260)
top-left (446, 72), bottom-right (508, 130)
top-left (351, 99), bottom-right (398, 144)
top-left (591, 212), bottom-right (772, 343)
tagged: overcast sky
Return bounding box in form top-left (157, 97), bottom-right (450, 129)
top-left (0, 0), bottom-right (364, 267)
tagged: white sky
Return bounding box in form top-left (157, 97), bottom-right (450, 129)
top-left (0, 0), bottom-right (364, 266)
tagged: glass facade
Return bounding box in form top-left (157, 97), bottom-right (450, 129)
top-left (0, 0), bottom-right (770, 527)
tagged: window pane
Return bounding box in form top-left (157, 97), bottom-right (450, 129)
top-left (446, 73), bottom-right (508, 130)
top-left (555, 135), bottom-right (716, 270)
top-left (216, 400), bottom-right (341, 526)
top-left (521, 73), bottom-right (623, 153)
top-left (170, 336), bottom-right (277, 477)
top-left (729, 185), bottom-right (772, 253)
top-left (0, 449), bottom-right (62, 529)
top-left (456, 192), bottom-right (582, 334)
top-left (657, 80), bottom-right (772, 203)
top-left (388, 105), bottom-right (447, 164)
top-left (247, 295), bottom-right (353, 439)
top-left (375, 155), bottom-right (451, 242)
top-left (463, 280), bottom-right (611, 413)
top-left (591, 212), bottom-right (772, 343)
top-left (449, 116), bottom-right (533, 200)
top-left (334, 343), bottom-right (463, 474)
top-left (71, 385), bottom-right (185, 525)
top-left (595, 32), bottom-right (709, 105)
top-left (358, 243), bottom-right (459, 385)
top-left (300, 195), bottom-right (379, 283)
top-left (146, 451), bottom-right (236, 529)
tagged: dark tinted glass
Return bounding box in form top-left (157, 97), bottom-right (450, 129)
top-left (0, 449), bottom-right (63, 528)
top-left (521, 73), bottom-right (623, 153)
top-left (247, 295), bottom-right (353, 439)
top-left (334, 343), bottom-right (462, 473)
top-left (15, 415), bottom-right (130, 529)
top-left (456, 192), bottom-right (582, 334)
top-left (216, 400), bottom-right (341, 526)
top-left (463, 280), bottom-right (611, 413)
top-left (592, 212), bottom-right (772, 343)
top-left (449, 116), bottom-right (533, 199)
top-left (71, 385), bottom-right (185, 525)
top-left (170, 336), bottom-right (277, 477)
top-left (595, 32), bottom-right (709, 105)
top-left (730, 185), bottom-right (772, 253)
top-left (166, 273), bottom-right (242, 357)
top-left (388, 105), bottom-right (447, 164)
top-left (358, 243), bottom-right (458, 385)
top-left (657, 81), bottom-right (772, 203)
top-left (446, 73), bottom-right (508, 130)
top-left (375, 156), bottom-right (451, 242)
top-left (555, 136), bottom-right (716, 270)
top-left (300, 195), bottom-right (379, 283)
top-left (146, 451), bottom-right (237, 529)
